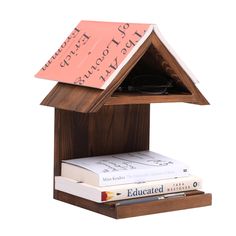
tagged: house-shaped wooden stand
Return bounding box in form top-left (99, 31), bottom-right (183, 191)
top-left (38, 21), bottom-right (212, 219)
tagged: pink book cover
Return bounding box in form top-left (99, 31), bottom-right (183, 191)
top-left (35, 21), bottom-right (153, 89)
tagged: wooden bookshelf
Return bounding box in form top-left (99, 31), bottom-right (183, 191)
top-left (40, 28), bottom-right (212, 218)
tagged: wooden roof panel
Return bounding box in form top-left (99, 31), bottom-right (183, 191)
top-left (41, 83), bottom-right (102, 113)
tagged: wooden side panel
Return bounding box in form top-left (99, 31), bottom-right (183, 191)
top-left (54, 108), bottom-right (90, 176)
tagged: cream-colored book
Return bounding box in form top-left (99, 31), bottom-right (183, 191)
top-left (55, 175), bottom-right (201, 203)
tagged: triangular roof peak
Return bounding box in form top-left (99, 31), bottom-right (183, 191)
top-left (37, 20), bottom-right (209, 113)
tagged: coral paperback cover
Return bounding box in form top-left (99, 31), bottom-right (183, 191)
top-left (35, 21), bottom-right (152, 89)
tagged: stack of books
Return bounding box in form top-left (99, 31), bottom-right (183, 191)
top-left (55, 151), bottom-right (201, 203)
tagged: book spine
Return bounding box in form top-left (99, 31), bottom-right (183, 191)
top-left (100, 177), bottom-right (201, 202)
top-left (55, 177), bottom-right (101, 202)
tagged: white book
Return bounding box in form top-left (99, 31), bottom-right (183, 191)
top-left (55, 175), bottom-right (201, 203)
top-left (61, 151), bottom-right (189, 186)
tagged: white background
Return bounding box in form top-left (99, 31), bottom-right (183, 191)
top-left (0, 0), bottom-right (235, 235)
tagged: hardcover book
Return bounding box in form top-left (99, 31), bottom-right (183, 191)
top-left (55, 175), bottom-right (201, 203)
top-left (61, 151), bottom-right (189, 186)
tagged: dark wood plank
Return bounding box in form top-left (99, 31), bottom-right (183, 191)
top-left (88, 104), bottom-right (150, 155)
top-left (54, 108), bottom-right (90, 177)
top-left (55, 190), bottom-right (211, 219)
top-left (54, 104), bottom-right (150, 198)
top-left (105, 93), bottom-right (197, 106)
top-left (115, 192), bottom-right (212, 219)
top-left (41, 82), bottom-right (102, 113)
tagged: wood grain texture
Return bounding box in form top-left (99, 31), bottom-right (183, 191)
top-left (105, 93), bottom-right (197, 105)
top-left (54, 190), bottom-right (211, 219)
top-left (41, 82), bottom-right (102, 113)
top-left (115, 192), bottom-right (212, 219)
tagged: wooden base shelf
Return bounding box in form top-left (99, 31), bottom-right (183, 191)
top-left (54, 190), bottom-right (212, 219)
